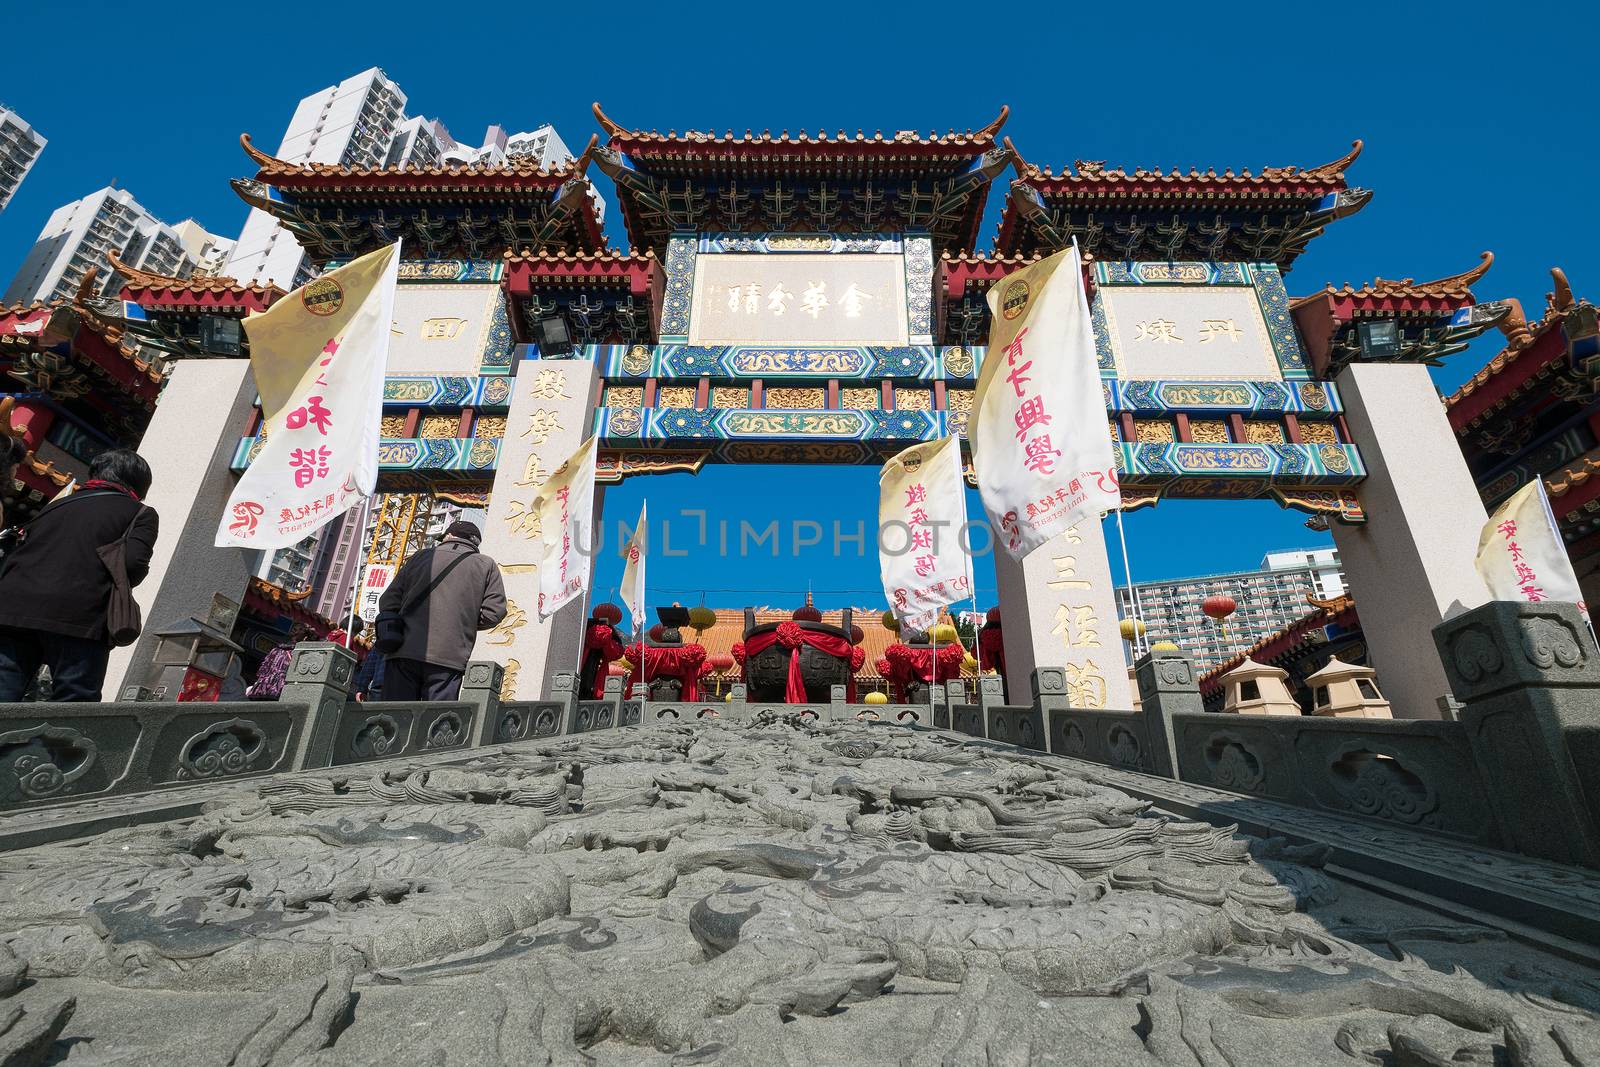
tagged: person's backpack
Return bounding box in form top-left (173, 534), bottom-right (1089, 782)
top-left (247, 645), bottom-right (293, 701)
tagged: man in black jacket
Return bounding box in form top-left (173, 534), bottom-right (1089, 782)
top-left (0, 450), bottom-right (159, 701)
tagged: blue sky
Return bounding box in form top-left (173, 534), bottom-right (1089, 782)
top-left (2, 1), bottom-right (1595, 613)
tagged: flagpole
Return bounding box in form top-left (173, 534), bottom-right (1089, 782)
top-left (338, 494), bottom-right (372, 648)
top-left (970, 593), bottom-right (982, 691)
top-left (1114, 507), bottom-right (1147, 658)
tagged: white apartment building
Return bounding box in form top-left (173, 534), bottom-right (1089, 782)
top-left (1116, 548), bottom-right (1349, 668)
top-left (2, 187), bottom-right (227, 306)
top-left (226, 68), bottom-right (603, 286)
top-left (0, 106), bottom-right (46, 214)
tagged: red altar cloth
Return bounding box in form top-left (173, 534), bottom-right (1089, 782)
top-left (625, 641), bottom-right (707, 701)
top-left (734, 622), bottom-right (857, 702)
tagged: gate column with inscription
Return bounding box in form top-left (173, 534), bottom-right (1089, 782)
top-left (471, 357), bottom-right (600, 700)
top-left (993, 522), bottom-right (1134, 710)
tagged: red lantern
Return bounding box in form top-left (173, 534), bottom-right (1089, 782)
top-left (1201, 595), bottom-right (1237, 621)
top-left (848, 624), bottom-right (864, 646)
top-left (592, 602), bottom-right (623, 625)
top-left (708, 652), bottom-right (735, 672)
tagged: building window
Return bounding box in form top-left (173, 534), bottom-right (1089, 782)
top-left (1356, 679), bottom-right (1380, 700)
top-left (1238, 679), bottom-right (1260, 702)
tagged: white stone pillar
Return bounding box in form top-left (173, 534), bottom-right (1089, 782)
top-left (1330, 362), bottom-right (1491, 718)
top-left (993, 520), bottom-right (1134, 709)
top-left (470, 358), bottom-right (599, 700)
top-left (108, 359), bottom-right (262, 694)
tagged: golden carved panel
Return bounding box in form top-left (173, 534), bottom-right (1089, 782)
top-left (380, 415), bottom-right (407, 438)
top-left (1299, 420), bottom-right (1339, 445)
top-left (659, 385), bottom-right (698, 408)
top-left (895, 389), bottom-right (932, 411)
top-left (474, 415), bottom-right (507, 440)
top-left (764, 387), bottom-right (827, 410)
top-left (1244, 420), bottom-right (1287, 444)
top-left (1134, 419), bottom-right (1176, 443)
top-left (420, 415), bottom-right (459, 439)
top-left (1189, 419), bottom-right (1230, 444)
top-left (605, 386), bottom-right (643, 408)
top-left (841, 387), bottom-right (881, 410)
top-left (711, 386), bottom-right (751, 408)
top-left (946, 388), bottom-right (974, 414)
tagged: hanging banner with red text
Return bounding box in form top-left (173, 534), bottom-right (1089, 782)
top-left (1476, 478), bottom-right (1588, 619)
top-left (620, 500), bottom-right (647, 634)
top-left (215, 243), bottom-right (399, 549)
top-left (535, 434), bottom-right (597, 619)
top-left (879, 434), bottom-right (972, 633)
top-left (970, 242), bottom-right (1120, 559)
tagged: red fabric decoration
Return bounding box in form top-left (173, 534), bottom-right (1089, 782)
top-left (882, 642), bottom-right (966, 702)
top-left (584, 622), bottom-right (627, 697)
top-left (741, 625), bottom-right (855, 702)
top-left (624, 641), bottom-right (707, 700)
top-left (730, 641), bottom-right (746, 665)
top-left (850, 646), bottom-right (866, 672)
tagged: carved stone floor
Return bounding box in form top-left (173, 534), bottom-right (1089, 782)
top-left (0, 717), bottom-right (1595, 1065)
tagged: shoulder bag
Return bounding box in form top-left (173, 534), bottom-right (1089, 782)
top-left (98, 504), bottom-right (150, 648)
top-left (373, 551), bottom-right (473, 655)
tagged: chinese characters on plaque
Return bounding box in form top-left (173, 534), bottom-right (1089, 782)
top-left (1101, 286), bottom-right (1279, 381)
top-left (689, 253), bottom-right (908, 346)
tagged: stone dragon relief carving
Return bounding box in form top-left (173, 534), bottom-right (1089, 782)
top-left (0, 719), bottom-right (1591, 1063)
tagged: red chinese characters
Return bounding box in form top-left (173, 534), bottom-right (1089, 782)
top-left (1496, 519), bottom-right (1547, 601)
top-left (288, 446), bottom-right (331, 489)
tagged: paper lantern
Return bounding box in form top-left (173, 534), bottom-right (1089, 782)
top-left (1151, 640), bottom-right (1180, 652)
top-left (881, 610), bottom-right (900, 633)
top-left (863, 691), bottom-right (889, 705)
top-left (1201, 595), bottom-right (1237, 622)
top-left (708, 653), bottom-right (735, 672)
top-left (687, 606), bottom-right (717, 633)
top-left (592, 602), bottom-right (623, 625)
top-left (1118, 618), bottom-right (1146, 641)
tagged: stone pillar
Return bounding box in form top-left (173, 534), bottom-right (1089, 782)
top-left (280, 642), bottom-right (357, 769)
top-left (993, 522), bottom-right (1134, 710)
top-left (460, 661), bottom-right (505, 746)
top-left (1133, 648), bottom-right (1201, 779)
top-left (1433, 601), bottom-right (1600, 867)
top-left (109, 359), bottom-right (262, 695)
top-left (976, 675), bottom-right (1004, 710)
top-left (469, 358), bottom-right (599, 700)
top-left (1330, 362), bottom-right (1491, 719)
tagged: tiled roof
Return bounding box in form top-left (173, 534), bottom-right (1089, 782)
top-left (1290, 252), bottom-right (1492, 307)
top-left (108, 249), bottom-right (284, 302)
top-left (1545, 449), bottom-right (1600, 500)
top-left (1200, 594), bottom-right (1358, 689)
top-left (593, 103), bottom-right (1009, 150)
top-left (1016, 140), bottom-right (1361, 191)
top-left (1445, 268), bottom-right (1578, 412)
top-left (240, 133), bottom-right (584, 182)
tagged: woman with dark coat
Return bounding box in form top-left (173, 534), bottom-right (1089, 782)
top-left (0, 449), bottom-right (159, 701)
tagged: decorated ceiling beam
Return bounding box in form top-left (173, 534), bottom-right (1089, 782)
top-left (995, 139), bottom-right (1371, 269)
top-left (503, 247), bottom-right (665, 346)
top-left (1289, 251), bottom-right (1504, 377)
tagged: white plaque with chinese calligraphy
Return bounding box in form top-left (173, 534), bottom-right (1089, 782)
top-left (689, 253), bottom-right (907, 346)
top-left (385, 284), bottom-right (502, 375)
top-left (1101, 287), bottom-right (1280, 381)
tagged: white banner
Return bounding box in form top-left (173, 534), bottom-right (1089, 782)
top-left (971, 243), bottom-right (1120, 559)
top-left (535, 434), bottom-right (597, 619)
top-left (621, 500), bottom-right (647, 635)
top-left (879, 435), bottom-right (972, 632)
top-left (216, 244), bottom-right (399, 549)
top-left (1476, 479), bottom-right (1589, 618)
top-left (356, 563), bottom-right (395, 623)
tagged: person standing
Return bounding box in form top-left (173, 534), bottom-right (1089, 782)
top-left (0, 449), bottom-right (159, 702)
top-left (376, 521), bottom-right (505, 701)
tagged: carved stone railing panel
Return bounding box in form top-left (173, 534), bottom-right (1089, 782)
top-left (985, 705), bottom-right (1045, 751)
top-left (1169, 712), bottom-right (1494, 844)
top-left (1044, 707), bottom-right (1152, 771)
top-left (0, 702), bottom-right (307, 811)
top-left (330, 702), bottom-right (476, 766)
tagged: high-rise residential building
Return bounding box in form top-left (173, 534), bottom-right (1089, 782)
top-left (225, 68), bottom-right (602, 287)
top-left (1116, 548), bottom-right (1348, 669)
top-left (0, 106), bottom-right (46, 214)
top-left (170, 219), bottom-right (235, 277)
top-left (1, 187), bottom-right (229, 306)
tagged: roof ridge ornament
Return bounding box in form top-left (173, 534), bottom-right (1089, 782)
top-left (1301, 139), bottom-right (1363, 181)
top-left (592, 102), bottom-right (624, 139)
top-left (1548, 267), bottom-right (1575, 316)
top-left (976, 105), bottom-right (1010, 141)
top-left (239, 132), bottom-right (278, 170)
